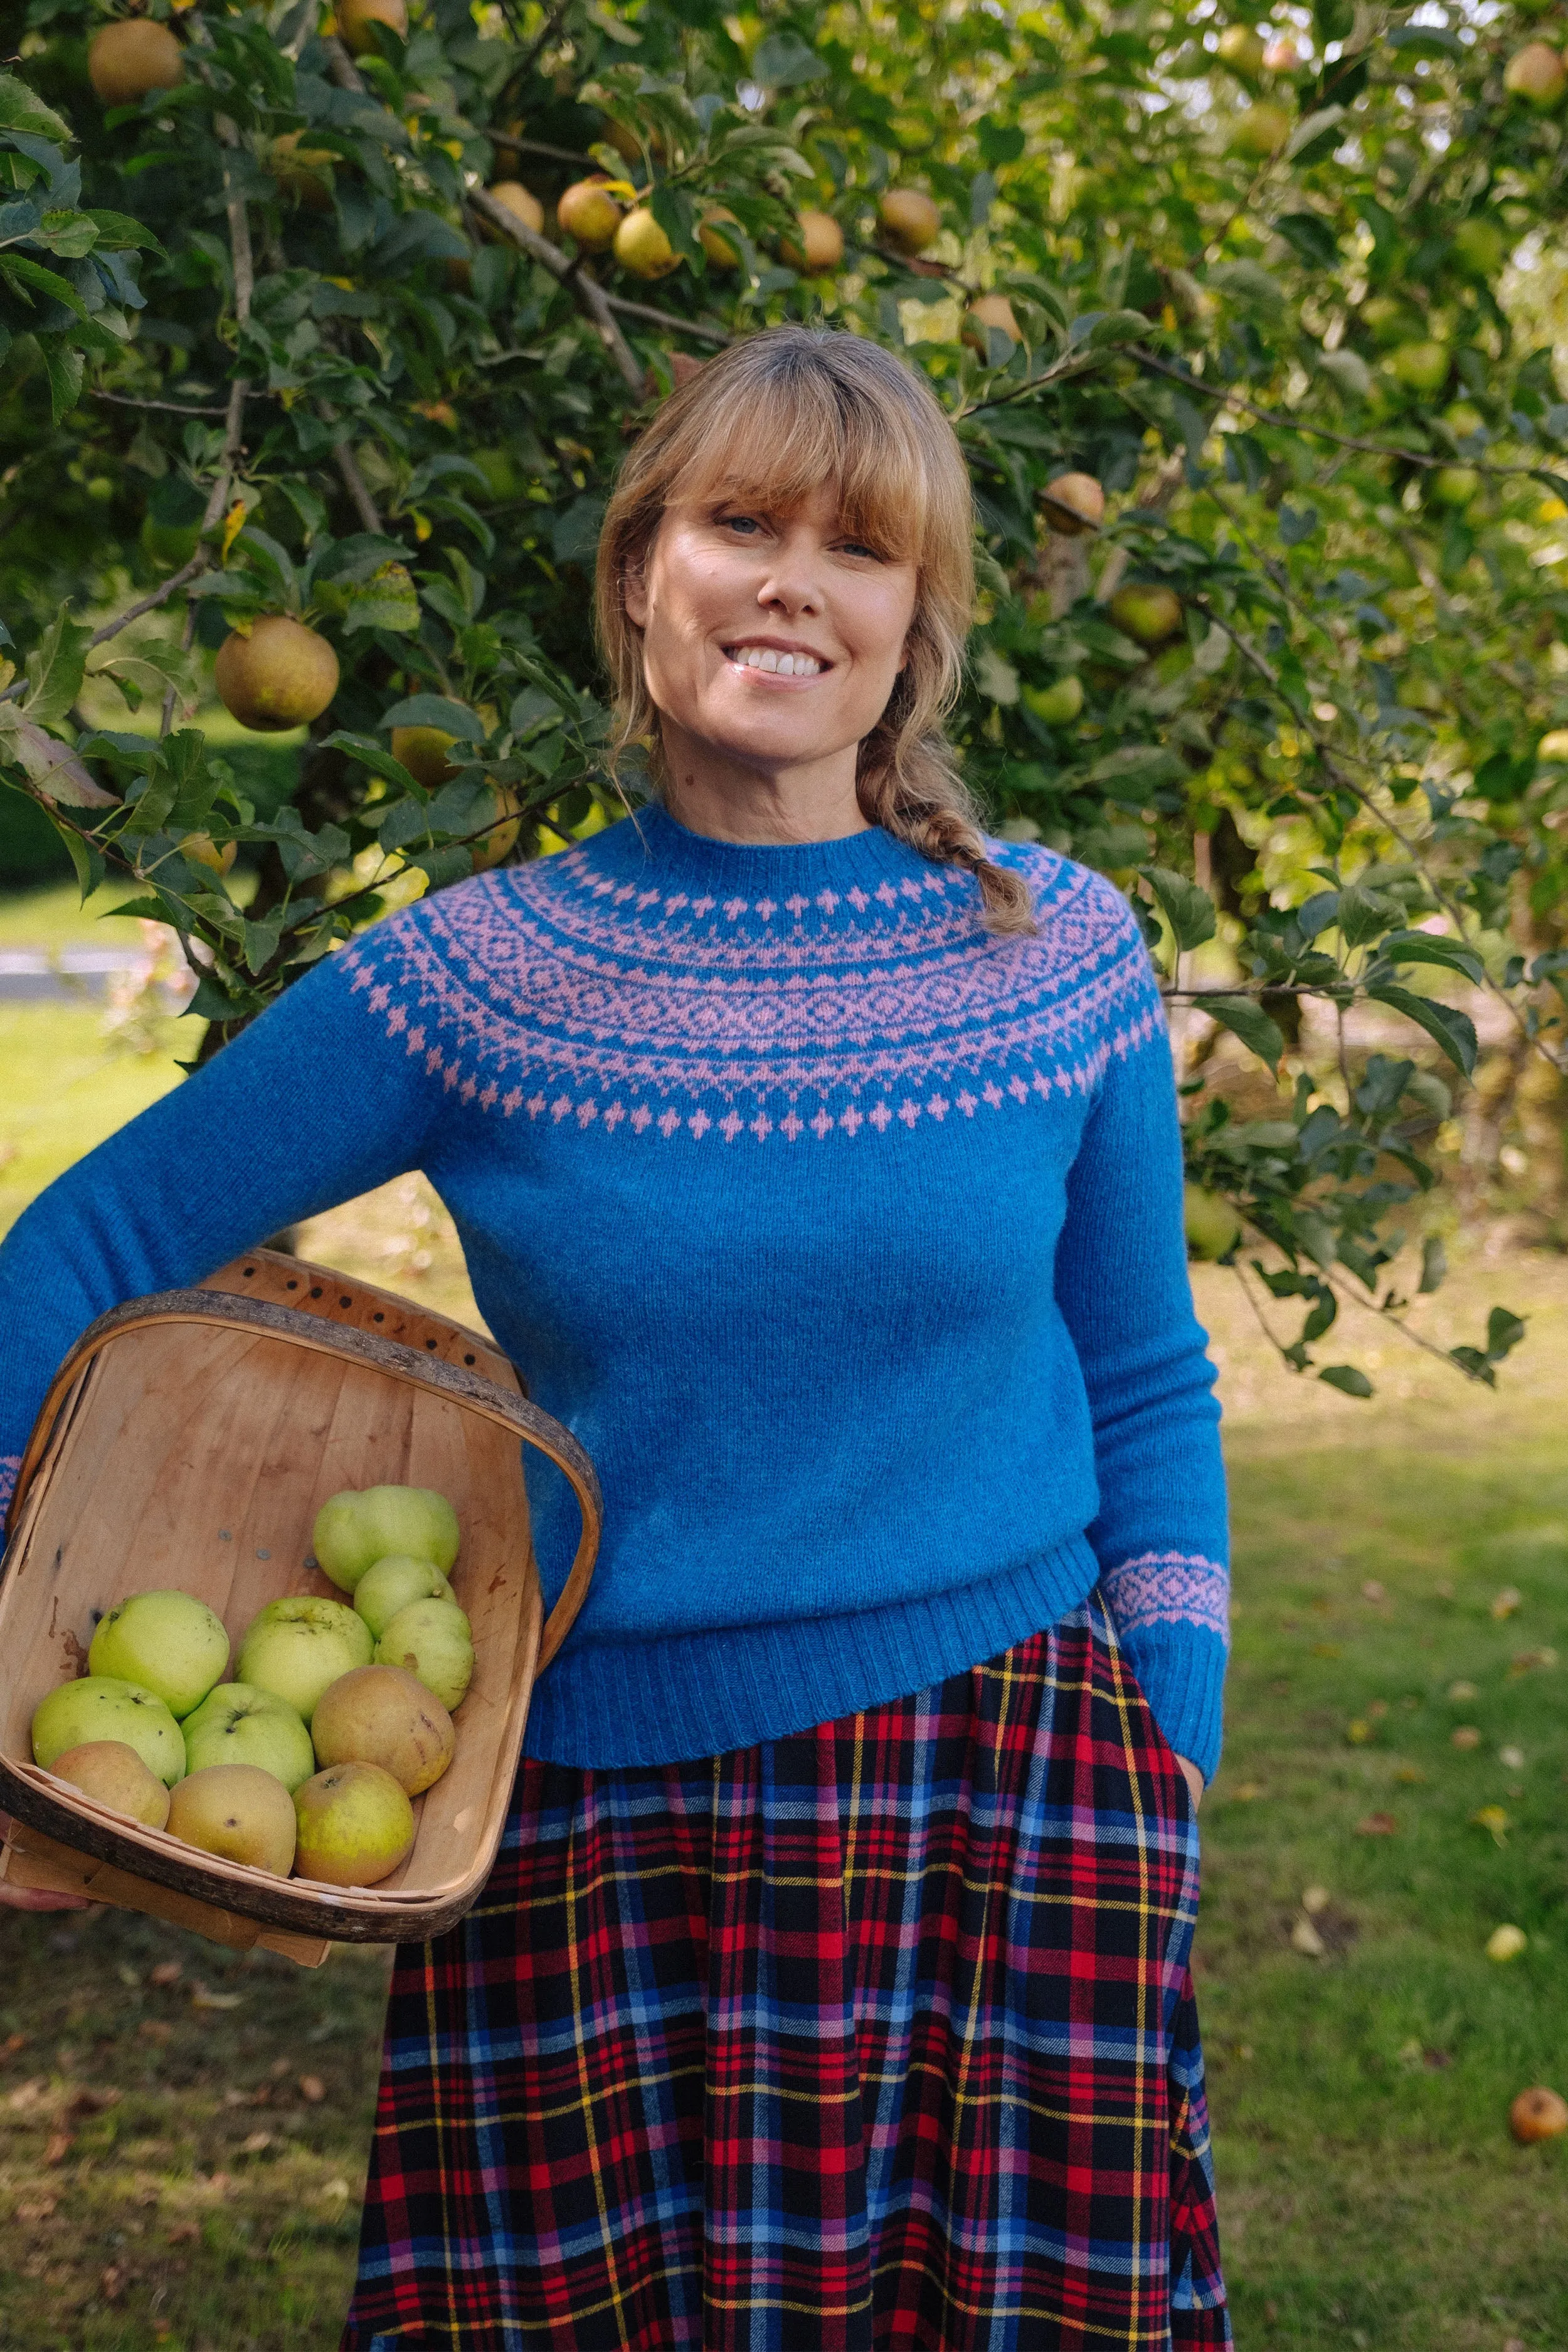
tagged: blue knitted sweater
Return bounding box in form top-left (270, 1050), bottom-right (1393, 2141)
top-left (0, 808), bottom-right (1229, 1776)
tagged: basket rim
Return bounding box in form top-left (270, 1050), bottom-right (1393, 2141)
top-left (0, 1281), bottom-right (594, 1941)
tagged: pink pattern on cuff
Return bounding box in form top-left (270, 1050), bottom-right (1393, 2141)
top-left (1102, 1551), bottom-right (1229, 1645)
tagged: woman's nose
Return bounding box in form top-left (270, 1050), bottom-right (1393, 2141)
top-left (756, 533), bottom-right (825, 614)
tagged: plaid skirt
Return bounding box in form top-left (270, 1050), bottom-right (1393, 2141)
top-left (342, 1591), bottom-right (1229, 2349)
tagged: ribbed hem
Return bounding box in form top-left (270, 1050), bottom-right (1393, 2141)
top-left (1113, 1623), bottom-right (1229, 1784)
top-left (522, 1535), bottom-right (1102, 1768)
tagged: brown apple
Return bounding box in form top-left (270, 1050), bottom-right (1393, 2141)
top-left (47, 1740), bottom-right (171, 1830)
top-left (1509, 2086), bottom-right (1568, 2143)
top-left (878, 189), bottom-right (941, 255)
top-left (310, 1663), bottom-right (455, 1795)
top-left (167, 1764), bottom-right (298, 1875)
top-left (88, 20), bottom-right (184, 107)
top-left (1042, 472), bottom-right (1105, 536)
top-left (214, 616), bottom-right (339, 733)
top-left (780, 211), bottom-right (844, 272)
top-left (337, 0), bottom-right (408, 55)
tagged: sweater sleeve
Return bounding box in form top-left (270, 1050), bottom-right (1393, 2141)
top-left (1052, 884), bottom-right (1230, 1783)
top-left (0, 935), bottom-right (440, 1520)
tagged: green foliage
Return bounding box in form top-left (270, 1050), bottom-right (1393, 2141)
top-left (1, 0), bottom-right (1566, 1387)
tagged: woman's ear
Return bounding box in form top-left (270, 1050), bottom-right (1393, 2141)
top-left (622, 561), bottom-right (649, 631)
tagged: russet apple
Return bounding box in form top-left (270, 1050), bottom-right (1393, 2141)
top-left (312, 1486), bottom-right (460, 1592)
top-left (294, 1762), bottom-right (415, 1887)
top-left (46, 1740), bottom-right (171, 1830)
top-left (1509, 2085), bottom-right (1568, 2143)
top-left (877, 189), bottom-right (941, 255)
top-left (214, 616), bottom-right (339, 733)
top-left (1041, 472), bottom-right (1104, 536)
top-left (337, 0), bottom-right (408, 55)
top-left (32, 1678), bottom-right (184, 1788)
top-left (88, 19), bottom-right (184, 105)
top-left (310, 1664), bottom-right (455, 1794)
top-left (237, 1597), bottom-right (373, 1725)
top-left (374, 1598), bottom-right (474, 1712)
top-left (181, 1683), bottom-right (317, 1792)
top-left (353, 1554), bottom-right (455, 1642)
top-left (780, 211), bottom-right (844, 272)
top-left (88, 1589), bottom-right (230, 1719)
top-left (167, 1764), bottom-right (297, 1875)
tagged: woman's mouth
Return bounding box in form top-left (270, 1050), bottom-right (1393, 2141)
top-left (723, 642), bottom-right (829, 679)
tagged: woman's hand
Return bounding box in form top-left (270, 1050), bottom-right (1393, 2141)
top-left (0, 1814), bottom-right (90, 1912)
top-left (1173, 1755), bottom-right (1204, 1813)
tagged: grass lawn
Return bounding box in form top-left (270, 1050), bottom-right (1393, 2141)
top-left (3, 910), bottom-right (1568, 2346)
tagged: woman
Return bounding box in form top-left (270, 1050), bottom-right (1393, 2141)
top-left (0, 326), bottom-right (1231, 2346)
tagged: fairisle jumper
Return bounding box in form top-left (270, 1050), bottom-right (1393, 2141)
top-left (0, 808), bottom-right (1230, 1776)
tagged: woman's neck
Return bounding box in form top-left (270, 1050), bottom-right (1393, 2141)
top-left (657, 722), bottom-right (870, 846)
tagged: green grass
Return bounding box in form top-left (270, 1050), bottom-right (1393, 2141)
top-left (4, 935), bottom-right (1568, 2344)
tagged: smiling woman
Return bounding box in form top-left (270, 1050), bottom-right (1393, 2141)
top-left (0, 327), bottom-right (1231, 2351)
top-left (595, 326), bottom-right (1038, 929)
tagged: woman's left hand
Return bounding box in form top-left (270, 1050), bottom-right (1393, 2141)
top-left (1173, 1755), bottom-right (1204, 1813)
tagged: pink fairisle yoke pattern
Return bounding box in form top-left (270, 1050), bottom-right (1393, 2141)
top-left (1101, 1553), bottom-right (1230, 1646)
top-left (341, 822), bottom-right (1163, 1145)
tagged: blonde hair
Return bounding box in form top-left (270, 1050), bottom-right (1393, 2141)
top-left (593, 325), bottom-right (1036, 936)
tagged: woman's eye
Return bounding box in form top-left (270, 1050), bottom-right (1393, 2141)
top-left (719, 514), bottom-right (762, 536)
top-left (839, 539), bottom-right (879, 560)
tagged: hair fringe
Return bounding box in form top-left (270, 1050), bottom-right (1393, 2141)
top-left (595, 325), bottom-right (1038, 940)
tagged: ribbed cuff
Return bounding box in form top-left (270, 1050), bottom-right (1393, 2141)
top-left (522, 1534), bottom-right (1103, 1769)
top-left (1115, 1622), bottom-right (1228, 1783)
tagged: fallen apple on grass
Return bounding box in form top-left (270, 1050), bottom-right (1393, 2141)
top-left (46, 1740), bottom-right (171, 1830)
top-left (32, 1678), bottom-right (185, 1788)
top-left (167, 1765), bottom-right (297, 1875)
top-left (88, 1590), bottom-right (230, 1719)
top-left (237, 1597), bottom-right (373, 1724)
top-left (310, 1664), bottom-right (455, 1794)
top-left (313, 1485), bottom-right (461, 1593)
top-left (181, 1683), bottom-right (317, 1793)
top-left (1509, 2086), bottom-right (1568, 2143)
top-left (294, 1762), bottom-right (415, 1887)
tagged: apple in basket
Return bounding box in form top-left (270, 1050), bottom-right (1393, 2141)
top-left (294, 1761), bottom-right (415, 1886)
top-left (237, 1596), bottom-right (373, 1724)
top-left (32, 1677), bottom-right (185, 1787)
top-left (352, 1553), bottom-right (455, 1641)
top-left (46, 1739), bottom-right (172, 1829)
top-left (311, 1665), bottom-right (455, 1793)
top-left (88, 1590), bottom-right (230, 1719)
top-left (312, 1486), bottom-right (460, 1594)
top-left (374, 1597), bottom-right (474, 1711)
top-left (167, 1763), bottom-right (297, 1875)
top-left (181, 1683), bottom-right (317, 1792)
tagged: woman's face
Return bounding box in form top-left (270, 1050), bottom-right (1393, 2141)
top-left (621, 483), bottom-right (919, 785)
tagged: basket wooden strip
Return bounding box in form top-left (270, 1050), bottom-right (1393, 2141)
top-left (0, 1256), bottom-right (601, 1949)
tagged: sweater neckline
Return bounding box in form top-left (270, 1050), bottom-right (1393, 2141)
top-left (623, 803), bottom-right (922, 893)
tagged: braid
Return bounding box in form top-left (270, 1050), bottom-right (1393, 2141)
top-left (856, 682), bottom-right (1037, 938)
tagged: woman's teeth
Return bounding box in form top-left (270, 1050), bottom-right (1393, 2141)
top-left (731, 646), bottom-right (823, 675)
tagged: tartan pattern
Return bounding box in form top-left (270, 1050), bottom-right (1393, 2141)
top-left (342, 1592), bottom-right (1228, 2350)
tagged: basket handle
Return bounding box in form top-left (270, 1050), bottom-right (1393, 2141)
top-left (6, 1290), bottom-right (602, 1676)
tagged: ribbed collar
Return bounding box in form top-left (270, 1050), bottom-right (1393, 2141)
top-left (614, 803), bottom-right (924, 896)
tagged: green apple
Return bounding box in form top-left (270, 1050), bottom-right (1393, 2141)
top-left (236, 1597), bottom-right (373, 1725)
top-left (1227, 102), bottom-right (1290, 159)
top-left (181, 1682), bottom-right (317, 1792)
top-left (312, 1486), bottom-right (460, 1592)
top-left (1387, 340), bottom-right (1449, 395)
top-left (374, 1597), bottom-right (474, 1712)
top-left (352, 1554), bottom-right (456, 1641)
top-left (294, 1762), bottom-right (415, 1887)
top-left (31, 1677), bottom-right (184, 1788)
top-left (1431, 465), bottom-right (1480, 508)
top-left (88, 1589), bottom-right (230, 1719)
top-left (1107, 583), bottom-right (1182, 647)
top-left (1022, 675), bottom-right (1084, 728)
top-left (47, 1739), bottom-right (171, 1829)
top-left (1451, 219), bottom-right (1506, 278)
top-left (167, 1764), bottom-right (297, 1875)
top-left (311, 1663), bottom-right (455, 1793)
top-left (1184, 1183), bottom-right (1242, 1261)
top-left (1216, 24), bottom-right (1266, 79)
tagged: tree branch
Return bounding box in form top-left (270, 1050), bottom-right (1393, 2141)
top-left (92, 389), bottom-right (231, 416)
top-left (602, 292), bottom-right (733, 345)
top-left (1130, 344), bottom-right (1568, 491)
top-left (467, 186), bottom-right (647, 398)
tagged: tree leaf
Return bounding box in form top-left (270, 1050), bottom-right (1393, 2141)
top-left (1365, 984), bottom-right (1478, 1076)
top-left (1200, 994), bottom-right (1285, 1070)
top-left (1318, 1364), bottom-right (1373, 1398)
top-left (1141, 865), bottom-right (1216, 951)
top-left (20, 605), bottom-right (91, 728)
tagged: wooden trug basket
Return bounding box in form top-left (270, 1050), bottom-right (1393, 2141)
top-left (0, 1249), bottom-right (601, 1968)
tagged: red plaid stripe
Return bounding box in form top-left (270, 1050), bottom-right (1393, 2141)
top-left (342, 1592), bottom-right (1228, 2349)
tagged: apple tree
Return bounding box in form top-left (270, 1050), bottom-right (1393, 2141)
top-left (0, 0), bottom-right (1564, 1392)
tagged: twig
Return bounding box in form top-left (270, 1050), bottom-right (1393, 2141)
top-left (489, 132), bottom-right (596, 166)
top-left (322, 33), bottom-right (366, 91)
top-left (1130, 344), bottom-right (1568, 492)
top-left (952, 344), bottom-right (1120, 421)
top-left (602, 292), bottom-right (733, 345)
top-left (508, 0), bottom-right (575, 84)
top-left (87, 557), bottom-right (209, 650)
top-left (92, 389), bottom-right (231, 416)
top-left (467, 186), bottom-right (647, 398)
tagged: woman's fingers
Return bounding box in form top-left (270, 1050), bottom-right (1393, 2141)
top-left (0, 1883), bottom-right (91, 1912)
